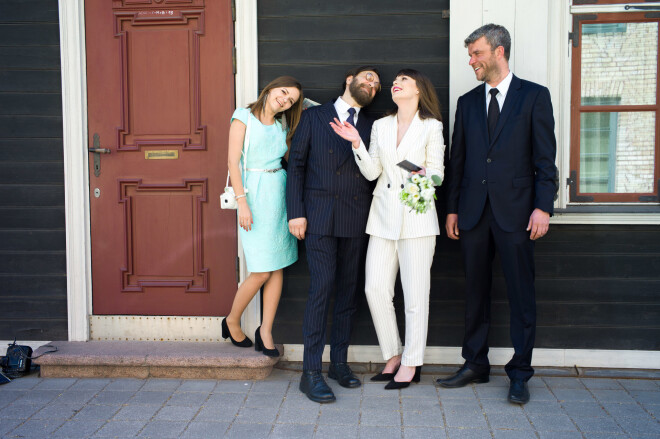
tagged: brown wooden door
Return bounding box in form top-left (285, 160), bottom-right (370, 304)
top-left (86, 0), bottom-right (236, 315)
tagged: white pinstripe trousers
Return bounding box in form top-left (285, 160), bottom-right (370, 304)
top-left (364, 235), bottom-right (436, 367)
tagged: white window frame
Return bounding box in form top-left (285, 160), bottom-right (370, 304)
top-left (554, 0), bottom-right (660, 224)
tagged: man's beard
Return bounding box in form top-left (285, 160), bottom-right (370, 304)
top-left (349, 80), bottom-right (375, 107)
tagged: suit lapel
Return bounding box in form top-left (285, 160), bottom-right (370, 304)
top-left (316, 101), bottom-right (341, 141)
top-left (355, 111), bottom-right (371, 147)
top-left (490, 74), bottom-right (521, 147)
top-left (396, 112), bottom-right (422, 161)
top-left (336, 107), bottom-right (372, 168)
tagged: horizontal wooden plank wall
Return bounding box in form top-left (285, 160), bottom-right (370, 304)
top-left (256, 0), bottom-right (450, 129)
top-left (262, 1), bottom-right (660, 352)
top-left (280, 225), bottom-right (660, 351)
top-left (0, 0), bottom-right (67, 341)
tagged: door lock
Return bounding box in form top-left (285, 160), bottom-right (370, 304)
top-left (88, 133), bottom-right (111, 177)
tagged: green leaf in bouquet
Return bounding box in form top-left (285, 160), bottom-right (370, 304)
top-left (431, 175), bottom-right (443, 186)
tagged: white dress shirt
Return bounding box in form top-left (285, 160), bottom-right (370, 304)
top-left (334, 96), bottom-right (360, 125)
top-left (485, 70), bottom-right (513, 113)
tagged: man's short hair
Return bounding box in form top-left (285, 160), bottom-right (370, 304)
top-left (464, 24), bottom-right (511, 61)
top-left (342, 65), bottom-right (380, 91)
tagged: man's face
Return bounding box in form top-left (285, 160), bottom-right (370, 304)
top-left (467, 36), bottom-right (501, 83)
top-left (348, 70), bottom-right (380, 107)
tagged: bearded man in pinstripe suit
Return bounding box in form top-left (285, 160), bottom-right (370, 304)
top-left (287, 66), bottom-right (381, 403)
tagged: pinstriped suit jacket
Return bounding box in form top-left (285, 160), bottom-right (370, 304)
top-left (286, 101), bottom-right (374, 238)
top-left (352, 113), bottom-right (445, 240)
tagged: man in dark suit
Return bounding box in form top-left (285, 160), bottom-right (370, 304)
top-left (438, 24), bottom-right (558, 404)
top-left (287, 66), bottom-right (381, 403)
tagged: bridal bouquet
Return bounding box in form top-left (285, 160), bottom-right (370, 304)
top-left (399, 174), bottom-right (443, 214)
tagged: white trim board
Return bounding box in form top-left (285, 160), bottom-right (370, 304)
top-left (281, 344), bottom-right (660, 370)
top-left (59, 0), bottom-right (91, 342)
top-left (89, 315), bottom-right (226, 342)
top-left (234, 0), bottom-right (260, 338)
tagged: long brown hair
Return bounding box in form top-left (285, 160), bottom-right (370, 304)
top-left (248, 76), bottom-right (304, 142)
top-left (389, 69), bottom-right (442, 122)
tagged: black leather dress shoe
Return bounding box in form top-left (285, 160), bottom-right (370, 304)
top-left (435, 364), bottom-right (489, 388)
top-left (300, 370), bottom-right (336, 403)
top-left (328, 362), bottom-right (361, 388)
top-left (508, 379), bottom-right (530, 404)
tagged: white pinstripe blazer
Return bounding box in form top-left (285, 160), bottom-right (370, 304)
top-left (352, 112), bottom-right (445, 240)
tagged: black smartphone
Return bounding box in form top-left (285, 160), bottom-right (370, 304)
top-left (396, 160), bottom-right (422, 172)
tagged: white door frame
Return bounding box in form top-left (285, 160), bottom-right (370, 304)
top-left (58, 0), bottom-right (260, 341)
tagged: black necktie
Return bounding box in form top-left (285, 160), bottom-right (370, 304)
top-left (487, 88), bottom-right (500, 140)
top-left (347, 107), bottom-right (356, 127)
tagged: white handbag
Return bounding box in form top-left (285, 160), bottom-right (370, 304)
top-left (220, 114), bottom-right (251, 209)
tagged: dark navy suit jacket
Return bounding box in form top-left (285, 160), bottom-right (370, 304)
top-left (446, 75), bottom-right (558, 232)
top-left (287, 101), bottom-right (374, 238)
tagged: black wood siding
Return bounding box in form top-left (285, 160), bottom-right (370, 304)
top-left (263, 1), bottom-right (660, 352)
top-left (0, 1), bottom-right (67, 341)
top-left (279, 225), bottom-right (660, 351)
top-left (257, 0), bottom-right (450, 128)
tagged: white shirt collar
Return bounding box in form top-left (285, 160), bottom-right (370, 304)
top-left (485, 70), bottom-right (513, 100)
top-left (334, 96), bottom-right (361, 123)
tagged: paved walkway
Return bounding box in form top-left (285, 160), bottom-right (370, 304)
top-left (0, 367), bottom-right (658, 438)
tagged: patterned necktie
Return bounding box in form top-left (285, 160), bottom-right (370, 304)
top-left (487, 88), bottom-right (500, 140)
top-left (347, 107), bottom-right (357, 127)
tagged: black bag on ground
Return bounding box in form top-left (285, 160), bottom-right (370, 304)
top-left (1, 341), bottom-right (33, 379)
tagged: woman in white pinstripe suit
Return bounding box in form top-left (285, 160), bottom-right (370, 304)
top-left (330, 69), bottom-right (445, 389)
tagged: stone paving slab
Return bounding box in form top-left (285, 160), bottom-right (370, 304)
top-left (0, 366), bottom-right (658, 438)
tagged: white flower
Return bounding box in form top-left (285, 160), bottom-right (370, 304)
top-left (411, 174), bottom-right (421, 184)
top-left (406, 182), bottom-right (419, 194)
top-left (411, 193), bottom-right (421, 202)
top-left (421, 188), bottom-right (435, 201)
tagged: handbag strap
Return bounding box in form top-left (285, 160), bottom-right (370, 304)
top-left (241, 112), bottom-right (252, 186)
top-left (226, 110), bottom-right (252, 188)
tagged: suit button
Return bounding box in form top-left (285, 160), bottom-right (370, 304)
top-left (336, 171), bottom-right (341, 175)
top-left (401, 184), bottom-right (404, 189)
top-left (482, 180), bottom-right (486, 185)
top-left (355, 173), bottom-right (359, 178)
top-left (353, 196), bottom-right (358, 200)
top-left (487, 158), bottom-right (492, 163)
top-left (387, 184), bottom-right (390, 188)
top-left (329, 149), bottom-right (333, 154)
top-left (335, 195), bottom-right (339, 199)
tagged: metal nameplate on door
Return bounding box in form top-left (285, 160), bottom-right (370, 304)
top-left (145, 150), bottom-right (179, 160)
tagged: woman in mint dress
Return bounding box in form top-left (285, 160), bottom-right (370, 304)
top-left (222, 76), bottom-right (304, 357)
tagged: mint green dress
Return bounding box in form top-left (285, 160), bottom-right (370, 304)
top-left (231, 108), bottom-right (298, 272)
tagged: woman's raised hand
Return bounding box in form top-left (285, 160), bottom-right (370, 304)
top-left (329, 117), bottom-right (361, 149)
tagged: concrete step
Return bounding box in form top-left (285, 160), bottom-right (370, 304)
top-left (33, 341), bottom-right (282, 380)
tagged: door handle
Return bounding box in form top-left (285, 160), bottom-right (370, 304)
top-left (88, 147), bottom-right (111, 154)
top-left (89, 133), bottom-right (111, 177)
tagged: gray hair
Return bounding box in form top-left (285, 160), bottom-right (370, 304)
top-left (464, 24), bottom-right (511, 61)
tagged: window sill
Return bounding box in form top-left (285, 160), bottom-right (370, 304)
top-left (552, 206), bottom-right (660, 225)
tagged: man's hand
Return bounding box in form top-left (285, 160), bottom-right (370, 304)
top-left (445, 214), bottom-right (459, 240)
top-left (289, 217), bottom-right (307, 240)
top-left (527, 208), bottom-right (550, 240)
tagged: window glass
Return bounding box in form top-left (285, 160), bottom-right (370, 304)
top-left (580, 111), bottom-right (655, 193)
top-left (581, 22), bottom-right (658, 106)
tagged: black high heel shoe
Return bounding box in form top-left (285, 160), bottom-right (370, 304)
top-left (221, 318), bottom-right (253, 348)
top-left (254, 326), bottom-right (280, 357)
top-left (371, 366), bottom-right (400, 382)
top-left (384, 366), bottom-right (422, 390)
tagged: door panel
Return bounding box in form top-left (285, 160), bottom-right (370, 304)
top-left (86, 0), bottom-right (236, 315)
